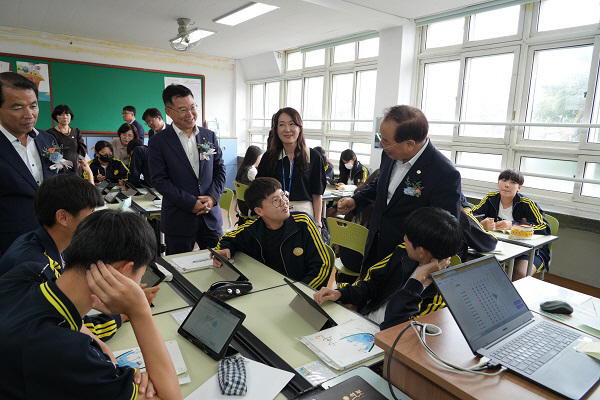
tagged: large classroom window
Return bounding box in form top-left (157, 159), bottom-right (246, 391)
top-left (247, 37), bottom-right (378, 170)
top-left (416, 0), bottom-right (600, 214)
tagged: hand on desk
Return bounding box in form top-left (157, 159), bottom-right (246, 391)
top-left (211, 249), bottom-right (231, 267)
top-left (495, 220), bottom-right (512, 230)
top-left (481, 218), bottom-right (495, 231)
top-left (414, 257), bottom-right (451, 287)
top-left (313, 287), bottom-right (341, 305)
top-left (336, 197), bottom-right (356, 214)
top-left (86, 261), bottom-right (150, 318)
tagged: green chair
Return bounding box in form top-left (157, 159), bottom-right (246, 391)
top-left (219, 188), bottom-right (235, 231)
top-left (326, 217), bottom-right (369, 278)
top-left (233, 181), bottom-right (257, 221)
top-left (539, 214), bottom-right (559, 281)
top-left (450, 255), bottom-right (462, 266)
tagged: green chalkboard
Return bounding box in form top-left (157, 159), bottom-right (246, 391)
top-left (0, 55), bottom-right (53, 129)
top-left (0, 53), bottom-right (204, 133)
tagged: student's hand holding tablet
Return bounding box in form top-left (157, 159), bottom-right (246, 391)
top-left (415, 257), bottom-right (450, 287)
top-left (210, 248), bottom-right (231, 267)
top-left (313, 287), bottom-right (341, 305)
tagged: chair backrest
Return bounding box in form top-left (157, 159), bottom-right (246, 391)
top-left (233, 181), bottom-right (249, 202)
top-left (545, 214), bottom-right (559, 236)
top-left (219, 188), bottom-right (234, 218)
top-left (324, 243), bottom-right (336, 270)
top-left (326, 217), bottom-right (369, 256)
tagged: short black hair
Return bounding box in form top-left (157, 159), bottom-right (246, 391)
top-left (123, 105), bottom-right (136, 115)
top-left (51, 104), bottom-right (74, 122)
top-left (94, 140), bottom-right (113, 155)
top-left (63, 209), bottom-right (156, 272)
top-left (0, 72), bottom-right (38, 107)
top-left (383, 105), bottom-right (429, 143)
top-left (245, 177), bottom-right (282, 211)
top-left (498, 169), bottom-right (524, 185)
top-left (127, 138), bottom-right (143, 155)
top-left (117, 122), bottom-right (137, 137)
top-left (35, 174), bottom-right (104, 227)
top-left (162, 84), bottom-right (193, 106)
top-left (142, 108), bottom-right (162, 120)
top-left (404, 207), bottom-right (463, 260)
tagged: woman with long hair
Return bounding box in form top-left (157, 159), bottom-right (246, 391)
top-left (257, 107), bottom-right (326, 226)
top-left (336, 149), bottom-right (369, 187)
top-left (236, 145), bottom-right (263, 184)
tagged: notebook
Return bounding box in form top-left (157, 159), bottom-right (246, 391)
top-left (432, 255), bottom-right (600, 400)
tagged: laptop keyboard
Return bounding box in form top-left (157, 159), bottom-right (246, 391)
top-left (490, 321), bottom-right (580, 375)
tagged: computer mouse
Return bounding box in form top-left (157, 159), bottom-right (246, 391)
top-left (540, 300), bottom-right (573, 314)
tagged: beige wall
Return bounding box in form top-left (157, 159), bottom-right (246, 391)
top-left (551, 227), bottom-right (600, 288)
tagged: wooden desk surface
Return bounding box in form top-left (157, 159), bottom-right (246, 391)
top-left (374, 278), bottom-right (600, 400)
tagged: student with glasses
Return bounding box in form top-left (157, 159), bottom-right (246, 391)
top-left (212, 177), bottom-right (331, 289)
top-left (148, 84), bottom-right (226, 255)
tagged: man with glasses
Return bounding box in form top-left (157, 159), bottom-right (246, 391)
top-left (122, 105), bottom-right (145, 140)
top-left (148, 84), bottom-right (226, 254)
top-left (337, 105), bottom-right (462, 279)
top-left (212, 178), bottom-right (331, 289)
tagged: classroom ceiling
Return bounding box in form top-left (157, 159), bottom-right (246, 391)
top-left (0, 0), bottom-right (488, 59)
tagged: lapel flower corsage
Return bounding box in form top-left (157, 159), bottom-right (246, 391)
top-left (42, 142), bottom-right (73, 171)
top-left (403, 177), bottom-right (424, 198)
top-left (196, 137), bottom-right (216, 161)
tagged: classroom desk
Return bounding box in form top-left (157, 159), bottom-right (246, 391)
top-left (374, 278), bottom-right (600, 400)
top-left (159, 251), bottom-right (290, 293)
top-left (480, 241), bottom-right (532, 278)
top-left (494, 233), bottom-right (559, 276)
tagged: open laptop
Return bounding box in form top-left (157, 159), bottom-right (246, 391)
top-left (208, 247), bottom-right (249, 282)
top-left (432, 255), bottom-right (600, 399)
top-left (284, 278), bottom-right (337, 331)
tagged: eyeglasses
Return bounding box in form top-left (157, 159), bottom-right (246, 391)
top-left (120, 133), bottom-right (135, 139)
top-left (270, 192), bottom-right (289, 208)
top-left (167, 103), bottom-right (198, 115)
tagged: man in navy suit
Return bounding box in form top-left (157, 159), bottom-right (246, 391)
top-left (122, 105), bottom-right (145, 140)
top-left (148, 84), bottom-right (226, 255)
top-left (0, 72), bottom-right (63, 254)
top-left (337, 105), bottom-right (462, 278)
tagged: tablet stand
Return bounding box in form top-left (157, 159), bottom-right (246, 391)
top-left (289, 295), bottom-right (335, 331)
top-left (224, 345), bottom-right (239, 358)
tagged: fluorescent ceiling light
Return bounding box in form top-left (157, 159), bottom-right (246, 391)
top-left (214, 2), bottom-right (279, 26)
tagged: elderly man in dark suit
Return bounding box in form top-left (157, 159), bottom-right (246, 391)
top-left (148, 84), bottom-right (226, 255)
top-left (337, 105), bottom-right (462, 278)
top-left (0, 72), bottom-right (64, 254)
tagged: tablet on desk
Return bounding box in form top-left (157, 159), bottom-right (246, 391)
top-left (178, 292), bottom-right (246, 360)
top-left (104, 188), bottom-right (121, 204)
top-left (284, 278), bottom-right (337, 331)
top-left (208, 247), bottom-right (249, 282)
top-left (141, 263), bottom-right (166, 287)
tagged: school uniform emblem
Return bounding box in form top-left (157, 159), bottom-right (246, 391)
top-left (293, 247), bottom-right (304, 256)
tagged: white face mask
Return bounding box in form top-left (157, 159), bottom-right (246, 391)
top-left (344, 162), bottom-right (354, 170)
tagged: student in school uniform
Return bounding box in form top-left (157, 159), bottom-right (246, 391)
top-left (110, 123), bottom-right (136, 165)
top-left (85, 140), bottom-right (129, 186)
top-left (142, 107), bottom-right (165, 139)
top-left (336, 149), bottom-right (369, 187)
top-left (0, 210), bottom-right (180, 400)
top-left (471, 169), bottom-right (551, 280)
top-left (127, 139), bottom-right (151, 187)
top-left (213, 177), bottom-right (332, 289)
top-left (235, 145), bottom-right (262, 224)
top-left (122, 105), bottom-right (145, 140)
top-left (314, 207), bottom-right (463, 330)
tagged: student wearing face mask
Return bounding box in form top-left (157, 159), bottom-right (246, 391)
top-left (84, 140), bottom-right (129, 185)
top-left (336, 149), bottom-right (369, 188)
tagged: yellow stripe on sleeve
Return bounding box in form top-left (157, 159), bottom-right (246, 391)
top-left (40, 282), bottom-right (78, 331)
top-left (292, 214), bottom-right (330, 288)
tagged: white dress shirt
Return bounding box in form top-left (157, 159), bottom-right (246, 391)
top-left (173, 123), bottom-right (199, 179)
top-left (0, 124), bottom-right (44, 185)
top-left (387, 139), bottom-right (429, 204)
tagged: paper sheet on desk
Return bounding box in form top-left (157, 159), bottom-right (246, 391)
top-left (184, 357), bottom-right (294, 400)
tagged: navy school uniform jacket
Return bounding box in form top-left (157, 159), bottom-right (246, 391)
top-left (0, 263), bottom-right (137, 400)
top-left (131, 119), bottom-right (145, 141)
top-left (148, 125), bottom-right (226, 236)
top-left (324, 161), bottom-right (334, 180)
top-left (339, 161), bottom-right (369, 186)
top-left (0, 227), bottom-right (122, 341)
top-left (128, 145), bottom-right (151, 187)
top-left (337, 244), bottom-right (445, 330)
top-left (352, 142), bottom-right (462, 278)
top-left (216, 212), bottom-right (332, 289)
top-left (459, 210), bottom-right (498, 261)
top-left (0, 129), bottom-right (64, 254)
top-left (85, 157), bottom-right (129, 183)
top-left (471, 191), bottom-right (551, 268)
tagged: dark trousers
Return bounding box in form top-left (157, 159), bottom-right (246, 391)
top-left (165, 217), bottom-right (222, 255)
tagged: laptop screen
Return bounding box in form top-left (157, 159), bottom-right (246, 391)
top-left (432, 256), bottom-right (530, 350)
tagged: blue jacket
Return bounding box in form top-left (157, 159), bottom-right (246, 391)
top-left (352, 142), bottom-right (462, 277)
top-left (148, 124), bottom-right (226, 236)
top-left (0, 129), bottom-right (62, 253)
top-left (131, 119), bottom-right (145, 140)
